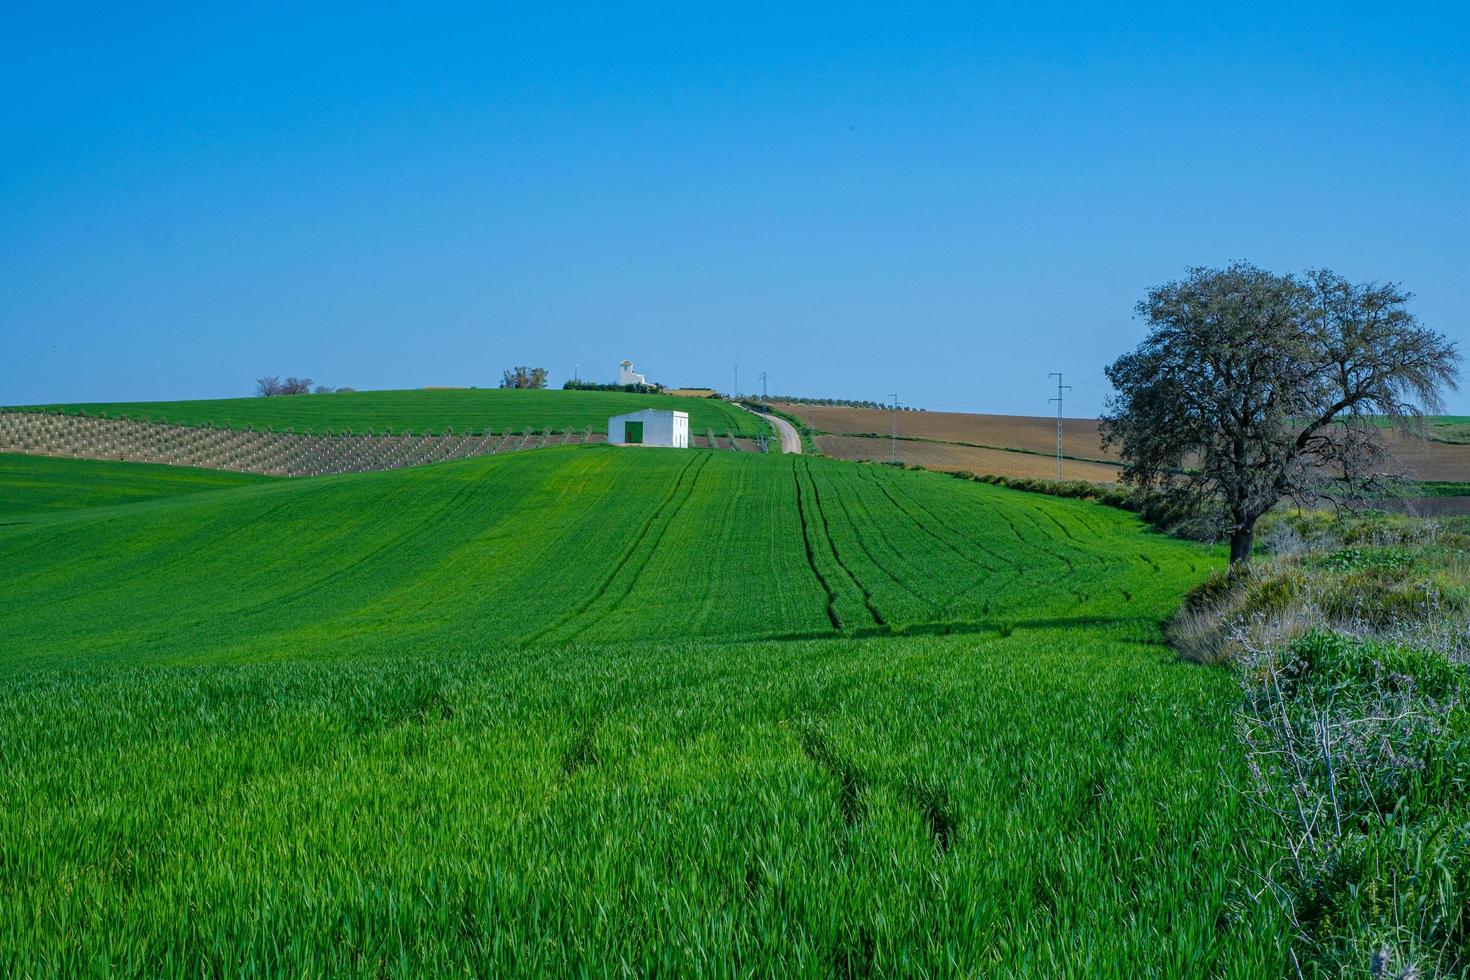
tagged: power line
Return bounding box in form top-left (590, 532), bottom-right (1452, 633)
top-left (1048, 373), bottom-right (1071, 480)
top-left (889, 393), bottom-right (899, 464)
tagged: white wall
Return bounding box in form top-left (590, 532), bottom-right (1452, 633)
top-left (608, 410), bottom-right (689, 448)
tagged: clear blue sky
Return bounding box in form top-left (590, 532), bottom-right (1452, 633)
top-left (3, 2), bottom-right (1466, 416)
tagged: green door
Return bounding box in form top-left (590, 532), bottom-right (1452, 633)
top-left (625, 421), bottom-right (644, 444)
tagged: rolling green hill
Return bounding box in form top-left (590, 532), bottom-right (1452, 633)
top-left (0, 453), bottom-right (272, 520)
top-left (0, 448), bottom-right (1290, 974)
top-left (0, 449), bottom-right (1209, 665)
top-left (14, 387), bottom-right (768, 438)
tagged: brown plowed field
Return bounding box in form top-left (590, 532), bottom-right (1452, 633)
top-left (814, 435), bottom-right (1124, 482)
top-left (1379, 432), bottom-right (1470, 482)
top-left (777, 404), bottom-right (1118, 460)
top-left (787, 405), bottom-right (1470, 483)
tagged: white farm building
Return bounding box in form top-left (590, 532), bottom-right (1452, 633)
top-left (618, 359), bottom-right (647, 386)
top-left (608, 409), bottom-right (689, 448)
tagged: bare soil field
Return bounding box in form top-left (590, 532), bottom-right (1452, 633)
top-left (1380, 431), bottom-right (1470, 482)
top-left (814, 434), bottom-right (1124, 482)
top-left (789, 405), bottom-right (1469, 484)
top-left (777, 404), bottom-right (1118, 460)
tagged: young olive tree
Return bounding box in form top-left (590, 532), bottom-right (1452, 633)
top-left (1103, 262), bottom-right (1459, 564)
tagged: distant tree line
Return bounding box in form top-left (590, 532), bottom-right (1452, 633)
top-left (562, 379), bottom-right (664, 394)
top-left (255, 376), bottom-right (353, 397)
top-left (759, 394), bottom-right (925, 411)
top-left (501, 366), bottom-right (549, 389)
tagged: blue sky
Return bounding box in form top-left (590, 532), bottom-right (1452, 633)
top-left (2, 2), bottom-right (1466, 416)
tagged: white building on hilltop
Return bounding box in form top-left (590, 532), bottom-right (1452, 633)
top-left (618, 359), bottom-right (647, 386)
top-left (608, 409), bottom-right (689, 448)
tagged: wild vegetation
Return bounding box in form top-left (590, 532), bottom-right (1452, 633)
top-left (12, 387), bottom-right (766, 439)
top-left (0, 446), bottom-right (1296, 975)
top-left (1171, 510), bottom-right (1470, 975)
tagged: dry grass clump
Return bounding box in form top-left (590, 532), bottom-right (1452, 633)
top-left (1170, 513), bottom-right (1470, 666)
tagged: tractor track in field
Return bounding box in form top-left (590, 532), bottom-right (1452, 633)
top-left (824, 469), bottom-right (942, 613)
top-left (1019, 511), bottom-right (1080, 572)
top-left (522, 454), bottom-right (704, 645)
top-left (997, 511), bottom-right (1028, 546)
top-left (559, 453), bottom-right (713, 643)
top-left (854, 467), bottom-right (1029, 618)
top-left (796, 723), bottom-right (957, 854)
top-left (858, 468), bottom-right (995, 574)
top-left (1038, 509), bottom-right (1079, 541)
top-left (865, 472), bottom-right (1106, 619)
top-left (803, 459), bottom-right (886, 630)
top-left (792, 460), bottom-right (844, 631)
top-left (865, 467), bottom-right (1018, 575)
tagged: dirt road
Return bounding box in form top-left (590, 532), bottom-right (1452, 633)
top-left (732, 403), bottom-right (801, 453)
top-left (764, 411), bottom-right (802, 454)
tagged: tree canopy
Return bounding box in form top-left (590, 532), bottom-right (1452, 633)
top-left (1103, 262), bottom-right (1459, 563)
top-left (500, 366), bottom-right (549, 390)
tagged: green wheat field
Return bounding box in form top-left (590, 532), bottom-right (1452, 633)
top-left (17, 387), bottom-right (765, 438)
top-left (0, 445), bottom-right (1292, 975)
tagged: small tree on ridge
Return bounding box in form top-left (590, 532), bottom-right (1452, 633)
top-left (500, 367), bottom-right (549, 389)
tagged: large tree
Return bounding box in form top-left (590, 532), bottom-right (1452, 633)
top-left (1103, 262), bottom-right (1459, 564)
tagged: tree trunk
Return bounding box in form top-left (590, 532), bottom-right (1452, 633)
top-left (1229, 522), bottom-right (1256, 565)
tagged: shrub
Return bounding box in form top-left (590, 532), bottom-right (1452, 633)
top-left (1239, 630), bottom-right (1470, 974)
top-left (562, 380), bottom-right (664, 394)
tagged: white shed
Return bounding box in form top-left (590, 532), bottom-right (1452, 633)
top-left (608, 409), bottom-right (689, 448)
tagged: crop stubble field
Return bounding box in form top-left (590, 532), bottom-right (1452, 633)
top-left (0, 448), bottom-right (1291, 975)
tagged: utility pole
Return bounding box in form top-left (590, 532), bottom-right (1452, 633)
top-left (1048, 372), bottom-right (1071, 480)
top-left (890, 394), bottom-right (899, 464)
top-left (733, 364), bottom-right (738, 398)
top-left (758, 371), bottom-right (769, 414)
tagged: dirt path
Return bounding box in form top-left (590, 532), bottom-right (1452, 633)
top-left (731, 403), bottom-right (801, 454)
top-left (763, 411), bottom-right (802, 454)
